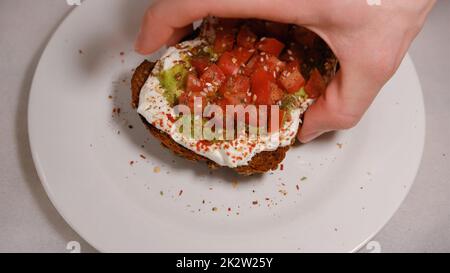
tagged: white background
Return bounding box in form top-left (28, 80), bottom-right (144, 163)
top-left (0, 0), bottom-right (449, 252)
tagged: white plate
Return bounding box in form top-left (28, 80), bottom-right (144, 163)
top-left (28, 0), bottom-right (425, 252)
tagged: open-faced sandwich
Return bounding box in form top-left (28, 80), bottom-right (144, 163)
top-left (131, 18), bottom-right (338, 175)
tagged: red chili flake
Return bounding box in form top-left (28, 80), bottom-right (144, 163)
top-left (166, 114), bottom-right (176, 123)
top-left (252, 201), bottom-right (258, 205)
top-left (296, 185), bottom-right (300, 191)
top-left (178, 190), bottom-right (183, 196)
top-left (120, 51), bottom-right (125, 56)
top-left (196, 140), bottom-right (212, 152)
top-left (129, 161), bottom-right (134, 166)
top-left (280, 164), bottom-right (284, 171)
top-left (228, 208), bottom-right (231, 212)
top-left (140, 154), bottom-right (146, 159)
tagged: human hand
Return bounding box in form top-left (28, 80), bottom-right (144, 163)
top-left (135, 0), bottom-right (435, 142)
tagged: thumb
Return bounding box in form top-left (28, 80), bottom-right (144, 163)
top-left (298, 63), bottom-right (385, 143)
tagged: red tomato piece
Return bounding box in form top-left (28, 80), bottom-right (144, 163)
top-left (251, 68), bottom-right (276, 105)
top-left (200, 64), bottom-right (226, 91)
top-left (232, 47), bottom-right (255, 65)
top-left (190, 56), bottom-right (211, 75)
top-left (257, 38), bottom-right (285, 57)
top-left (305, 68), bottom-right (326, 98)
top-left (237, 25), bottom-right (258, 49)
top-left (269, 82), bottom-right (285, 103)
top-left (214, 29), bottom-right (235, 54)
top-left (264, 54), bottom-right (286, 76)
top-left (278, 62), bottom-right (305, 93)
top-left (217, 51), bottom-right (240, 76)
top-left (279, 45), bottom-right (304, 65)
top-left (243, 55), bottom-right (263, 76)
top-left (186, 73), bottom-right (203, 93)
top-left (219, 75), bottom-right (250, 105)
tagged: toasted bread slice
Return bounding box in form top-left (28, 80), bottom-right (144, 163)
top-left (131, 60), bottom-right (290, 175)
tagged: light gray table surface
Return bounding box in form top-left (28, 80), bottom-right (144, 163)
top-left (0, 0), bottom-right (449, 253)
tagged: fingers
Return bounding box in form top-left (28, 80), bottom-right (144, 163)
top-left (298, 63), bottom-right (384, 143)
top-left (135, 0), bottom-right (318, 54)
top-left (166, 25), bottom-right (194, 46)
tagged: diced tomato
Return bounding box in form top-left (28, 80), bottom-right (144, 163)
top-left (264, 54), bottom-right (286, 76)
top-left (219, 75), bottom-right (250, 105)
top-left (217, 51), bottom-right (240, 76)
top-left (269, 82), bottom-right (285, 103)
top-left (200, 64), bottom-right (226, 92)
top-left (237, 25), bottom-right (257, 49)
top-left (219, 75), bottom-right (250, 96)
top-left (278, 61), bottom-right (305, 93)
top-left (279, 45), bottom-right (304, 65)
top-left (251, 68), bottom-right (276, 105)
top-left (232, 47), bottom-right (254, 64)
top-left (190, 56), bottom-right (211, 75)
top-left (214, 29), bottom-right (235, 54)
top-left (185, 73), bottom-right (203, 93)
top-left (305, 68), bottom-right (326, 98)
top-left (257, 38), bottom-right (285, 57)
top-left (244, 53), bottom-right (285, 77)
top-left (243, 55), bottom-right (263, 76)
top-left (178, 91), bottom-right (207, 112)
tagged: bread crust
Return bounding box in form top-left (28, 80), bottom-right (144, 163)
top-left (131, 60), bottom-right (290, 175)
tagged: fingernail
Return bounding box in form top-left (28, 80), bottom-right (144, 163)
top-left (299, 131), bottom-right (322, 143)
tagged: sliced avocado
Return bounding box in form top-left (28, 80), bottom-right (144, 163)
top-left (158, 64), bottom-right (188, 105)
top-left (295, 87), bottom-right (308, 99)
top-left (280, 87), bottom-right (308, 111)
